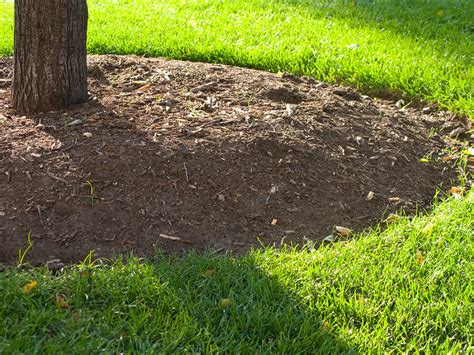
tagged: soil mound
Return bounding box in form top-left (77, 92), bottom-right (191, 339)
top-left (0, 55), bottom-right (470, 265)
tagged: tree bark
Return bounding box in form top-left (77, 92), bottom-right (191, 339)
top-left (12, 0), bottom-right (88, 113)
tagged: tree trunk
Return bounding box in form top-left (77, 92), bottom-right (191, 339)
top-left (12, 0), bottom-right (88, 113)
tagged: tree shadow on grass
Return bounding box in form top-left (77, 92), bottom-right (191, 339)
top-left (0, 252), bottom-right (358, 352)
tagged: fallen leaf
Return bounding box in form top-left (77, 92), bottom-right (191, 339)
top-left (271, 219), bottom-right (278, 226)
top-left (23, 281), bottom-right (37, 294)
top-left (83, 132), bottom-right (93, 138)
top-left (55, 294), bottom-right (70, 309)
top-left (436, 9), bottom-right (444, 17)
top-left (462, 148), bottom-right (473, 156)
top-left (137, 83), bottom-right (152, 92)
top-left (419, 158), bottom-right (429, 163)
top-left (385, 214), bottom-right (399, 223)
top-left (388, 197), bottom-right (401, 203)
top-left (322, 319), bottom-right (330, 331)
top-left (335, 226), bottom-right (352, 237)
top-left (132, 80), bottom-right (148, 86)
top-left (365, 191), bottom-right (375, 201)
top-left (219, 298), bottom-right (232, 308)
top-left (415, 250), bottom-right (425, 265)
top-left (202, 269), bottom-right (215, 277)
top-left (442, 155), bottom-right (456, 162)
top-left (450, 186), bottom-right (465, 198)
top-left (121, 239), bottom-right (136, 245)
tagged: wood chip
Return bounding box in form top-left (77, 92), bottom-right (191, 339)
top-left (46, 172), bottom-right (68, 184)
top-left (159, 233), bottom-right (181, 241)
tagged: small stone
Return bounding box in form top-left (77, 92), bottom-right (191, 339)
top-left (449, 127), bottom-right (466, 138)
top-left (46, 259), bottom-right (65, 273)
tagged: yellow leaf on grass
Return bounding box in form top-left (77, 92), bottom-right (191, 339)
top-left (23, 281), bottom-right (37, 294)
top-left (450, 186), bottom-right (466, 198)
top-left (436, 9), bottom-right (444, 17)
top-left (219, 298), bottom-right (232, 308)
top-left (55, 294), bottom-right (70, 309)
top-left (416, 250), bottom-right (425, 265)
top-left (322, 319), bottom-right (330, 331)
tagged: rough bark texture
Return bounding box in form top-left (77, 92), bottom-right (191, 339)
top-left (13, 0), bottom-right (88, 113)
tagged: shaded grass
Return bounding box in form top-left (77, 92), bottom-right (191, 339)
top-left (1, 192), bottom-right (473, 353)
top-left (0, 0), bottom-right (473, 116)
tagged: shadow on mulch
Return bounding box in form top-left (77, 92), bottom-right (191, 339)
top-left (0, 55), bottom-right (471, 265)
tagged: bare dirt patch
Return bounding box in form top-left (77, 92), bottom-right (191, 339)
top-left (0, 55), bottom-right (471, 265)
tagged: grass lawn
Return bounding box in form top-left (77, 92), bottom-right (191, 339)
top-left (0, 0), bottom-right (473, 352)
top-left (0, 0), bottom-right (473, 116)
top-left (1, 192), bottom-right (473, 353)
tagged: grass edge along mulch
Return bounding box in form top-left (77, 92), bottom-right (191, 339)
top-left (0, 0), bottom-right (473, 117)
top-left (1, 191), bottom-right (472, 353)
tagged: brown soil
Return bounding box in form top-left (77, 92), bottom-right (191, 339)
top-left (0, 55), bottom-right (471, 265)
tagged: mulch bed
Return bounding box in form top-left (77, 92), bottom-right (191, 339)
top-left (0, 55), bottom-right (471, 265)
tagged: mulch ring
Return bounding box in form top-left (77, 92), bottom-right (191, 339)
top-left (0, 55), bottom-right (472, 265)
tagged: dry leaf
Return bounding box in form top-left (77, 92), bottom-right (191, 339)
top-left (322, 319), bottom-right (330, 331)
top-left (388, 197), bottom-right (401, 203)
top-left (137, 83), bottom-right (152, 92)
top-left (335, 226), bottom-right (352, 237)
top-left (450, 186), bottom-right (466, 197)
top-left (55, 294), bottom-right (70, 309)
top-left (415, 250), bottom-right (425, 265)
top-left (83, 132), bottom-right (93, 138)
top-left (442, 155), bottom-right (456, 162)
top-left (132, 80), bottom-right (148, 85)
top-left (365, 191), bottom-right (375, 201)
top-left (271, 219), bottom-right (278, 226)
top-left (385, 214), bottom-right (399, 223)
top-left (23, 281), bottom-right (37, 294)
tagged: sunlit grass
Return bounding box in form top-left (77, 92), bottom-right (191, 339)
top-left (0, 0), bottom-right (472, 115)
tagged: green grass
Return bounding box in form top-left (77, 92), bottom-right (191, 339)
top-left (0, 0), bottom-right (473, 116)
top-left (1, 192), bottom-right (472, 353)
top-left (1, 0), bottom-right (473, 352)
